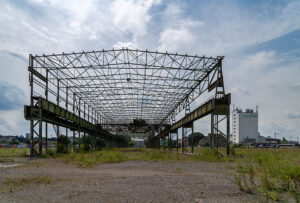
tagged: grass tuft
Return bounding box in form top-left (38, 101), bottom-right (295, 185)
top-left (62, 150), bottom-right (127, 167)
top-left (235, 149), bottom-right (300, 202)
top-left (0, 148), bottom-right (29, 158)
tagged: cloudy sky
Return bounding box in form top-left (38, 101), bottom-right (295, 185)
top-left (0, 0), bottom-right (300, 141)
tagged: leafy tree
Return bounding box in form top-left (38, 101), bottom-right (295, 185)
top-left (57, 135), bottom-right (71, 153)
top-left (11, 139), bottom-right (20, 145)
top-left (117, 135), bottom-right (134, 147)
top-left (145, 133), bottom-right (160, 148)
top-left (188, 132), bottom-right (205, 147)
top-left (57, 135), bottom-right (71, 145)
top-left (282, 137), bottom-right (288, 144)
top-left (164, 138), bottom-right (177, 148)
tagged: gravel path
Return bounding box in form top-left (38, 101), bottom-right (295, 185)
top-left (0, 158), bottom-right (254, 202)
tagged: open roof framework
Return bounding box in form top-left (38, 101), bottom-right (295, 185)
top-left (26, 48), bottom-right (232, 156)
top-left (30, 48), bottom-right (224, 128)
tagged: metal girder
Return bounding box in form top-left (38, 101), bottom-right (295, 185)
top-left (29, 49), bottom-right (223, 126)
top-left (25, 48), bottom-right (231, 156)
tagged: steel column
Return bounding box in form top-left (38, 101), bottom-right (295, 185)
top-left (38, 117), bottom-right (42, 155)
top-left (84, 102), bottom-right (86, 146)
top-left (176, 130), bottom-right (178, 152)
top-left (29, 54), bottom-right (34, 157)
top-left (182, 127), bottom-right (184, 153)
top-left (65, 87), bottom-right (68, 152)
top-left (226, 113), bottom-right (230, 155)
top-left (211, 113), bottom-right (214, 150)
top-left (56, 79), bottom-right (60, 151)
top-left (78, 98), bottom-right (81, 149)
top-left (192, 123), bottom-right (194, 153)
top-left (45, 70), bottom-right (48, 153)
top-left (73, 92), bottom-right (76, 152)
top-left (216, 115), bottom-right (219, 151)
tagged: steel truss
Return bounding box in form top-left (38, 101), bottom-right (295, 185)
top-left (25, 48), bottom-right (231, 156)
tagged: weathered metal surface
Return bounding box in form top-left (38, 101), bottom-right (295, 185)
top-left (169, 94), bottom-right (230, 132)
top-left (25, 48), bottom-right (231, 156)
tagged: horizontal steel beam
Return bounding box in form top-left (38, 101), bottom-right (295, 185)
top-left (169, 94), bottom-right (231, 132)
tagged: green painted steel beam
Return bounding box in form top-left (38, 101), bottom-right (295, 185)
top-left (169, 94), bottom-right (231, 132)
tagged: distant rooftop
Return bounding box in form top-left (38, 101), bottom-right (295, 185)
top-left (233, 107), bottom-right (258, 113)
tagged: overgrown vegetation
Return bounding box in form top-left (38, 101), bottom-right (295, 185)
top-left (4, 174), bottom-right (51, 193)
top-left (62, 149), bottom-right (127, 167)
top-left (1, 146), bottom-right (299, 202)
top-left (0, 148), bottom-right (28, 158)
top-left (188, 132), bottom-right (205, 147)
top-left (235, 149), bottom-right (300, 202)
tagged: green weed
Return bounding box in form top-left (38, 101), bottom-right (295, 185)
top-left (235, 148), bottom-right (300, 202)
top-left (0, 148), bottom-right (29, 158)
top-left (62, 150), bottom-right (127, 167)
top-left (8, 183), bottom-right (13, 193)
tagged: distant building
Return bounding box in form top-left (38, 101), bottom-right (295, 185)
top-left (265, 136), bottom-right (281, 144)
top-left (198, 133), bottom-right (227, 147)
top-left (287, 140), bottom-right (299, 145)
top-left (132, 138), bottom-right (144, 148)
top-left (232, 108), bottom-right (258, 144)
top-left (26, 133), bottom-right (30, 139)
top-left (258, 132), bottom-right (266, 142)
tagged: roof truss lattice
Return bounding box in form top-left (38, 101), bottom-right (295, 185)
top-left (31, 49), bottom-right (222, 125)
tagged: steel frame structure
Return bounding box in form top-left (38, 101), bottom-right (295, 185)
top-left (24, 48), bottom-right (231, 156)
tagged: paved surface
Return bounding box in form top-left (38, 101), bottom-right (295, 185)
top-left (0, 158), bottom-right (254, 202)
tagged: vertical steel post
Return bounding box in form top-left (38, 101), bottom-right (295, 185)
top-left (226, 113), bottom-right (230, 155)
top-left (211, 113), bottom-right (214, 150)
top-left (65, 87), bottom-right (68, 153)
top-left (182, 127), bottom-right (184, 153)
top-left (84, 102), bottom-right (86, 146)
top-left (56, 79), bottom-right (60, 151)
top-left (216, 115), bottom-right (219, 151)
top-left (192, 122), bottom-right (194, 154)
top-left (38, 115), bottom-right (42, 156)
top-left (29, 54), bottom-right (34, 157)
top-left (168, 133), bottom-right (171, 151)
top-left (73, 92), bottom-right (76, 152)
top-left (78, 98), bottom-right (81, 149)
top-left (45, 70), bottom-right (48, 153)
top-left (176, 130), bottom-right (178, 152)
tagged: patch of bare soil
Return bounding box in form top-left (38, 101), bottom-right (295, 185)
top-left (0, 158), bottom-right (254, 202)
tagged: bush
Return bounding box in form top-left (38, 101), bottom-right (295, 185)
top-left (83, 144), bottom-right (91, 152)
top-left (56, 144), bottom-right (66, 153)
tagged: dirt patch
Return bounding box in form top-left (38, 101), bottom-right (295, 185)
top-left (0, 158), bottom-right (254, 202)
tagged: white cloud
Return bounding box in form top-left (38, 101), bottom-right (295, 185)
top-left (158, 21), bottom-right (201, 52)
top-left (158, 3), bottom-right (203, 53)
top-left (0, 0), bottom-right (299, 141)
top-left (0, 108), bottom-right (28, 134)
top-left (111, 0), bottom-right (160, 38)
top-left (113, 41), bottom-right (138, 49)
top-left (226, 50), bottom-right (300, 139)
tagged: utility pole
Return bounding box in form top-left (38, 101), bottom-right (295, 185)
top-left (274, 132), bottom-right (279, 139)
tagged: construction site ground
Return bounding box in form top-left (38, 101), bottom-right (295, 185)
top-left (0, 157), bottom-right (254, 203)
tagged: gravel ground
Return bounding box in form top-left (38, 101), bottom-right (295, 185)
top-left (0, 158), bottom-right (254, 202)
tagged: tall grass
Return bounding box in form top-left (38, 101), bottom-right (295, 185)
top-left (62, 149), bottom-right (127, 167)
top-left (0, 148), bottom-right (28, 158)
top-left (1, 146), bottom-right (299, 202)
top-left (235, 149), bottom-right (300, 202)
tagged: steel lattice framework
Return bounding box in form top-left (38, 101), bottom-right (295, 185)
top-left (31, 48), bottom-right (223, 126)
top-left (25, 48), bottom-right (231, 156)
